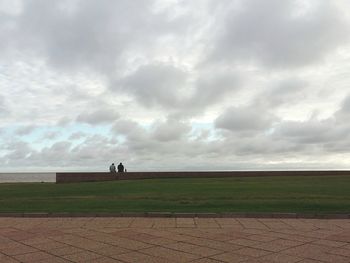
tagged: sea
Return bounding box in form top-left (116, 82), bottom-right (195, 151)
top-left (0, 173), bottom-right (56, 183)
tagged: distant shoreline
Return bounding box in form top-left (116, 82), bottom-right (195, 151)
top-left (0, 173), bottom-right (56, 183)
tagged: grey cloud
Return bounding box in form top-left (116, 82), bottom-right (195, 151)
top-left (111, 119), bottom-right (147, 142)
top-left (0, 136), bottom-right (120, 170)
top-left (268, 117), bottom-right (350, 157)
top-left (112, 119), bottom-right (191, 160)
top-left (0, 13), bottom-right (13, 54)
top-left (15, 124), bottom-right (37, 135)
top-left (0, 0), bottom-right (21, 57)
top-left (58, 85), bottom-right (95, 103)
top-left (17, 0), bottom-right (126, 73)
top-left (187, 71), bottom-right (240, 110)
top-left (334, 94), bottom-right (350, 121)
top-left (76, 109), bottom-right (120, 125)
top-left (112, 118), bottom-right (190, 144)
top-left (1, 113), bottom-right (349, 171)
top-left (119, 63), bottom-right (188, 109)
top-left (210, 0), bottom-right (349, 68)
top-left (43, 141), bottom-right (71, 154)
top-left (117, 63), bottom-right (241, 116)
top-left (2, 0), bottom-right (350, 171)
top-left (3, 140), bottom-right (32, 160)
top-left (56, 116), bottom-right (72, 126)
top-left (272, 95), bottom-right (350, 146)
top-left (274, 119), bottom-right (336, 144)
top-left (68, 132), bottom-right (86, 140)
top-left (109, 121), bottom-right (303, 168)
top-left (215, 105), bottom-right (276, 132)
top-left (151, 119), bottom-right (191, 142)
top-left (41, 131), bottom-right (60, 140)
top-left (218, 135), bottom-right (301, 156)
top-left (12, 0), bottom-right (187, 74)
top-left (0, 96), bottom-right (9, 117)
top-left (110, 118), bottom-right (199, 163)
top-left (256, 78), bottom-right (307, 108)
top-left (71, 135), bottom-right (119, 161)
top-left (26, 141), bottom-right (72, 165)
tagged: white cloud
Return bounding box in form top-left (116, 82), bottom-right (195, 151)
top-left (1, 0), bottom-right (350, 171)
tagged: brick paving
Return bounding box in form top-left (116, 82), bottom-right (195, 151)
top-left (0, 217), bottom-right (349, 262)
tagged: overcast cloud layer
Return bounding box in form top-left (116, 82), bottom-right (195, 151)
top-left (1, 0), bottom-right (350, 172)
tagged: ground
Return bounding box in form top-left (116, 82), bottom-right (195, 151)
top-left (0, 176), bottom-right (349, 213)
top-left (0, 217), bottom-right (349, 263)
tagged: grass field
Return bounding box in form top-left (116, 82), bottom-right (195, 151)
top-left (0, 176), bottom-right (349, 214)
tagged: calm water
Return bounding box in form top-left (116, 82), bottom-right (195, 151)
top-left (0, 173), bottom-right (56, 183)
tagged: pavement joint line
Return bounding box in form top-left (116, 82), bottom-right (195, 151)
top-left (128, 217), bottom-right (136, 228)
top-left (162, 228), bottom-right (252, 248)
top-left (0, 212), bottom-right (349, 219)
top-left (256, 218), bottom-right (271, 230)
top-left (214, 217), bottom-right (224, 229)
top-left (71, 225), bottom-right (156, 251)
top-left (43, 229), bottom-right (142, 260)
top-left (279, 218), bottom-right (300, 229)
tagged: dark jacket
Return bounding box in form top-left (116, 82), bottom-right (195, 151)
top-left (117, 163), bottom-right (124, 173)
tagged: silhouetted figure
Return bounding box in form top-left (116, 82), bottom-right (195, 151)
top-left (117, 162), bottom-right (124, 173)
top-left (109, 163), bottom-right (116, 173)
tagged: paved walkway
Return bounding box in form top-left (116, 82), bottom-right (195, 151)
top-left (0, 218), bottom-right (349, 263)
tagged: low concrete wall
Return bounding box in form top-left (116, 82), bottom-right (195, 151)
top-left (56, 170), bottom-right (350, 183)
top-left (56, 172), bottom-right (117, 183)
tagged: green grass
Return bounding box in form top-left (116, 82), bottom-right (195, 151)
top-left (0, 176), bottom-right (349, 213)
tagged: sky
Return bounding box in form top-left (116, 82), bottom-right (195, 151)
top-left (1, 0), bottom-right (350, 172)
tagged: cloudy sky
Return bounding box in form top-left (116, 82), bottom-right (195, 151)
top-left (1, 0), bottom-right (350, 172)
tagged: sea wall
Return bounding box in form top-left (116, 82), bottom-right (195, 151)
top-left (56, 170), bottom-right (350, 183)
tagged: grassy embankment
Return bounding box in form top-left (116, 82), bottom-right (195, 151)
top-left (0, 176), bottom-right (349, 213)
